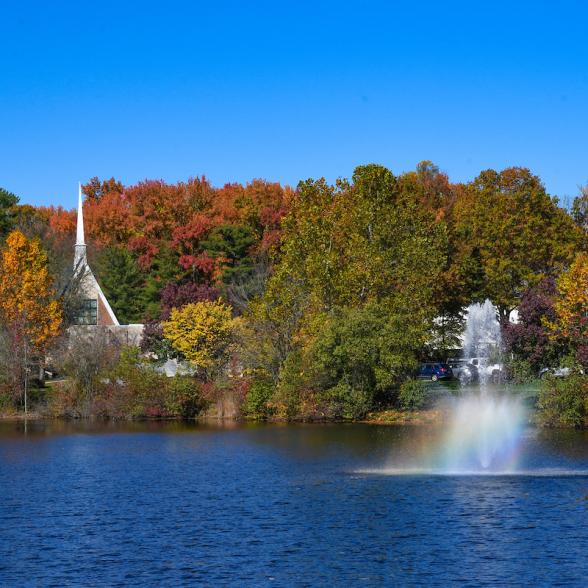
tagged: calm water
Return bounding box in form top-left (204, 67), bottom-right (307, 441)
top-left (0, 420), bottom-right (587, 587)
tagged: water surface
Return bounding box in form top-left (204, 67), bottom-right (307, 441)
top-left (1, 421), bottom-right (587, 586)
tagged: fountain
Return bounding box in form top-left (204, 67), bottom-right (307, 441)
top-left (360, 299), bottom-right (528, 475)
top-left (436, 300), bottom-right (525, 472)
top-left (462, 299), bottom-right (502, 384)
top-left (462, 299), bottom-right (502, 358)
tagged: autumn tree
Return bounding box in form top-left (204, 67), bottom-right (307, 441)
top-left (159, 282), bottom-right (219, 320)
top-left (502, 278), bottom-right (560, 373)
top-left (451, 168), bottom-right (582, 324)
top-left (0, 231), bottom-right (62, 404)
top-left (83, 176), bottom-right (124, 201)
top-left (571, 184), bottom-right (588, 233)
top-left (272, 163), bottom-right (446, 325)
top-left (247, 164), bottom-right (448, 417)
top-left (214, 179), bottom-right (292, 247)
top-left (171, 214), bottom-right (219, 283)
top-left (548, 252), bottom-right (588, 367)
top-left (162, 300), bottom-right (237, 379)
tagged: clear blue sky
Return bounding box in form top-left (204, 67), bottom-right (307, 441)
top-left (2, 0), bottom-right (587, 208)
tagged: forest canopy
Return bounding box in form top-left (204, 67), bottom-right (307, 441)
top-left (0, 162), bottom-right (586, 421)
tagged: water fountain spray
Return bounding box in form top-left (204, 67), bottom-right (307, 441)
top-left (439, 300), bottom-right (525, 472)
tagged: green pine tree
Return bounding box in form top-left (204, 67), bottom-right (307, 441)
top-left (141, 246), bottom-right (181, 319)
top-left (96, 246), bottom-right (146, 323)
top-left (202, 224), bottom-right (256, 284)
top-left (0, 187), bottom-right (19, 240)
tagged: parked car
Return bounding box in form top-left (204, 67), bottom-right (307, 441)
top-left (447, 359), bottom-right (479, 384)
top-left (539, 367), bottom-right (574, 379)
top-left (465, 357), bottom-right (504, 382)
top-left (418, 362), bottom-right (454, 382)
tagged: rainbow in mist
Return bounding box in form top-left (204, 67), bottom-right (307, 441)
top-left (357, 393), bottom-right (528, 476)
top-left (432, 393), bottom-right (526, 473)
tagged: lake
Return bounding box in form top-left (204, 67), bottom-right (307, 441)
top-left (0, 420), bottom-right (587, 586)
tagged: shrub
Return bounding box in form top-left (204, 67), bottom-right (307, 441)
top-left (323, 381), bottom-right (374, 420)
top-left (273, 350), bottom-right (306, 420)
top-left (140, 320), bottom-right (174, 360)
top-left (244, 378), bottom-right (275, 420)
top-left (49, 329), bottom-right (122, 417)
top-left (537, 374), bottom-right (588, 428)
top-left (398, 379), bottom-right (429, 411)
top-left (105, 347), bottom-right (206, 418)
top-left (0, 391), bottom-right (14, 414)
top-left (49, 345), bottom-right (207, 419)
top-left (505, 358), bottom-right (535, 384)
top-left (271, 304), bottom-right (423, 420)
top-left (165, 376), bottom-right (206, 418)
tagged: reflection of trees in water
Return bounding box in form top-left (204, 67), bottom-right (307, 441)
top-left (1, 420), bottom-right (586, 467)
top-left (534, 428), bottom-right (588, 460)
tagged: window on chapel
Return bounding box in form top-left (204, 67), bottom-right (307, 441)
top-left (76, 299), bottom-right (98, 325)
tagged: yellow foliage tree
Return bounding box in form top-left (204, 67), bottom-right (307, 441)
top-left (551, 252), bottom-right (588, 340)
top-left (0, 230), bottom-right (62, 351)
top-left (546, 252), bottom-right (588, 368)
top-left (162, 300), bottom-right (236, 377)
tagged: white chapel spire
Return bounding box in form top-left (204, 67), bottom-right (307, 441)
top-left (74, 183), bottom-right (87, 270)
top-left (76, 182), bottom-right (85, 245)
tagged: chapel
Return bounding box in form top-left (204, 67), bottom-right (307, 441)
top-left (70, 185), bottom-right (143, 344)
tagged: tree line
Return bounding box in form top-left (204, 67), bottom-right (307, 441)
top-left (0, 163), bottom-right (587, 424)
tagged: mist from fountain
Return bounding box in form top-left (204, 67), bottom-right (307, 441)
top-left (437, 392), bottom-right (525, 472)
top-left (437, 300), bottom-right (525, 472)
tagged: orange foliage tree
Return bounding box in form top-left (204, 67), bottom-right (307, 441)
top-left (40, 176), bottom-right (293, 321)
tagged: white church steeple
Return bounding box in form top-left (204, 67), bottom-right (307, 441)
top-left (74, 183), bottom-right (87, 271)
top-left (71, 182), bottom-right (121, 326)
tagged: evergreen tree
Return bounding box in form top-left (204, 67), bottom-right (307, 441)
top-left (0, 187), bottom-right (19, 240)
top-left (96, 246), bottom-right (146, 323)
top-left (141, 246), bottom-right (181, 319)
top-left (202, 224), bottom-right (256, 284)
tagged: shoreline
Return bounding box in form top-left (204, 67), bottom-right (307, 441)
top-left (0, 409), bottom-right (571, 428)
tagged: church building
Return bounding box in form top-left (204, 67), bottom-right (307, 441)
top-left (70, 185), bottom-right (143, 345)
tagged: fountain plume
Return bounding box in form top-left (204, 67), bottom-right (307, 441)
top-left (439, 299), bottom-right (525, 472)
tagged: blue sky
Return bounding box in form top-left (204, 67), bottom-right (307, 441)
top-left (1, 0), bottom-right (587, 208)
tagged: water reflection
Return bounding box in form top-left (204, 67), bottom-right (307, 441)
top-left (1, 417), bottom-right (587, 466)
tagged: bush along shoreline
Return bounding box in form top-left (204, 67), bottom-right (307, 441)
top-left (536, 373), bottom-right (588, 429)
top-left (7, 357), bottom-right (585, 430)
top-left (1, 376), bottom-right (587, 429)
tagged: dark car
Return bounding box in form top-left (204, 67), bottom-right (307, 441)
top-left (418, 362), bottom-right (453, 381)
